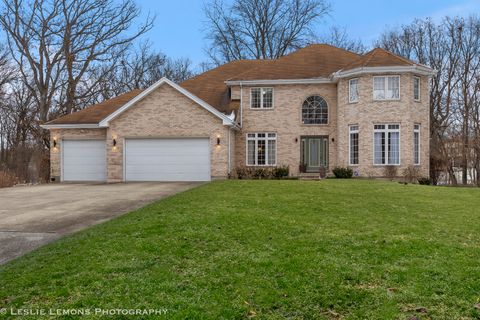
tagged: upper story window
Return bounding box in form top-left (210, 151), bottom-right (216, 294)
top-left (349, 78), bottom-right (359, 103)
top-left (250, 88), bottom-right (273, 109)
top-left (302, 95), bottom-right (328, 124)
top-left (413, 76), bottom-right (420, 101)
top-left (373, 76), bottom-right (400, 100)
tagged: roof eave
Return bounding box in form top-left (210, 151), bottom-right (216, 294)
top-left (99, 77), bottom-right (235, 128)
top-left (40, 123), bottom-right (101, 130)
top-left (225, 77), bottom-right (334, 86)
top-left (332, 65), bottom-right (437, 79)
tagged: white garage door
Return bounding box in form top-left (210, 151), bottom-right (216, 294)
top-left (125, 138), bottom-right (211, 181)
top-left (62, 140), bottom-right (106, 182)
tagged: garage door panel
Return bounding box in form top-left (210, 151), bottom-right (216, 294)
top-left (63, 140), bottom-right (106, 181)
top-left (125, 138), bottom-right (210, 181)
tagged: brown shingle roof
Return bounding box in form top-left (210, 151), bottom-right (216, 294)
top-left (44, 45), bottom-right (424, 126)
top-left (179, 59), bottom-right (265, 113)
top-left (340, 48), bottom-right (416, 71)
top-left (228, 44), bottom-right (361, 80)
top-left (45, 89), bottom-right (143, 125)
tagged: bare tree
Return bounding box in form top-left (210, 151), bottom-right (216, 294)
top-left (377, 16), bottom-right (480, 185)
top-left (376, 18), bottom-right (463, 184)
top-left (0, 0), bottom-right (153, 124)
top-left (0, 0), bottom-right (154, 183)
top-left (319, 26), bottom-right (366, 54)
top-left (88, 42), bottom-right (195, 101)
top-left (59, 0), bottom-right (154, 115)
top-left (204, 0), bottom-right (330, 64)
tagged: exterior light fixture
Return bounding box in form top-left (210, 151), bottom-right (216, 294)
top-left (216, 136), bottom-right (221, 146)
top-left (53, 138), bottom-right (57, 148)
top-left (113, 138), bottom-right (117, 147)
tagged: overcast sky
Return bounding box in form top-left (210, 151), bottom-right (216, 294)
top-left (135, 0), bottom-right (480, 67)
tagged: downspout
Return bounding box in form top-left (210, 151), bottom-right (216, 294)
top-left (228, 127), bottom-right (231, 175)
top-left (240, 82), bottom-right (243, 128)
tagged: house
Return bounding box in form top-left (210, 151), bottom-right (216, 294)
top-left (41, 44), bottom-right (435, 182)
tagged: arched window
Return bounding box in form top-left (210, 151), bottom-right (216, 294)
top-left (302, 96), bottom-right (328, 124)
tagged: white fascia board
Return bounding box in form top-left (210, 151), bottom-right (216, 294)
top-left (40, 123), bottom-right (100, 129)
top-left (99, 77), bottom-right (236, 127)
top-left (224, 78), bottom-right (333, 86)
top-left (332, 66), bottom-right (437, 79)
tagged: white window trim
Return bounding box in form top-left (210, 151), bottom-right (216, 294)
top-left (246, 132), bottom-right (277, 166)
top-left (349, 125), bottom-right (359, 166)
top-left (413, 76), bottom-right (421, 102)
top-left (414, 124), bottom-right (421, 165)
top-left (372, 123), bottom-right (401, 166)
top-left (349, 78), bottom-right (359, 103)
top-left (301, 95), bottom-right (329, 125)
top-left (250, 87), bottom-right (274, 109)
top-left (372, 75), bottom-right (401, 101)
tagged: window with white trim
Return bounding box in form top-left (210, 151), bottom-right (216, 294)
top-left (414, 124), bottom-right (420, 165)
top-left (374, 124), bottom-right (400, 165)
top-left (349, 125), bottom-right (359, 165)
top-left (302, 95), bottom-right (328, 124)
top-left (247, 133), bottom-right (276, 166)
top-left (373, 76), bottom-right (400, 100)
top-left (413, 76), bottom-right (420, 101)
top-left (250, 88), bottom-right (273, 109)
top-left (349, 78), bottom-right (359, 103)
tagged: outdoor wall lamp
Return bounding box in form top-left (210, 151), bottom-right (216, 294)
top-left (216, 136), bottom-right (221, 146)
top-left (53, 138), bottom-right (57, 148)
top-left (113, 138), bottom-right (117, 147)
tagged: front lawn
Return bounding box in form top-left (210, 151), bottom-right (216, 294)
top-left (1, 180), bottom-right (480, 319)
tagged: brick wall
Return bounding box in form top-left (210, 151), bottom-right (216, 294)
top-left (231, 74), bottom-right (430, 178)
top-left (234, 83), bottom-right (338, 175)
top-left (336, 73), bottom-right (430, 177)
top-left (107, 84), bottom-right (230, 182)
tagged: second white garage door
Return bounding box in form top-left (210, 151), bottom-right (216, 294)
top-left (124, 138), bottom-right (211, 181)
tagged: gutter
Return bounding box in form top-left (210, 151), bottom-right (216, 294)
top-left (40, 123), bottom-right (100, 129)
top-left (332, 65), bottom-right (438, 80)
top-left (225, 77), bottom-right (333, 86)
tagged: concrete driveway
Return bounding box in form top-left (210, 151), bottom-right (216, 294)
top-left (0, 182), bottom-right (199, 264)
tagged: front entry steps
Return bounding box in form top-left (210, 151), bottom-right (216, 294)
top-left (299, 173), bottom-right (322, 180)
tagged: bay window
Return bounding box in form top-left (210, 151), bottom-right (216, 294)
top-left (413, 76), bottom-right (420, 101)
top-left (247, 133), bottom-right (276, 166)
top-left (349, 125), bottom-right (359, 165)
top-left (414, 124), bottom-right (420, 165)
top-left (374, 124), bottom-right (400, 165)
top-left (349, 78), bottom-right (359, 103)
top-left (373, 76), bottom-right (400, 100)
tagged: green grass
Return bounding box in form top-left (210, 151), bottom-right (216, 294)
top-left (1, 180), bottom-right (480, 319)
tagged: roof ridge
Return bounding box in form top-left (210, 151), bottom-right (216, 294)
top-left (313, 43), bottom-right (362, 57)
top-left (363, 49), bottom-right (378, 67)
top-left (181, 59), bottom-right (262, 85)
top-left (375, 47), bottom-right (418, 66)
top-left (278, 43), bottom-right (361, 60)
top-left (225, 60), bottom-right (275, 81)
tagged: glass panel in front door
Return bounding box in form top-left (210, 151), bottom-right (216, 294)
top-left (309, 139), bottom-right (321, 168)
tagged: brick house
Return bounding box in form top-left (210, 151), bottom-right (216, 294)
top-left (42, 44), bottom-right (435, 182)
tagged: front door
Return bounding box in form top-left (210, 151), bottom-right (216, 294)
top-left (300, 136), bottom-right (328, 172)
